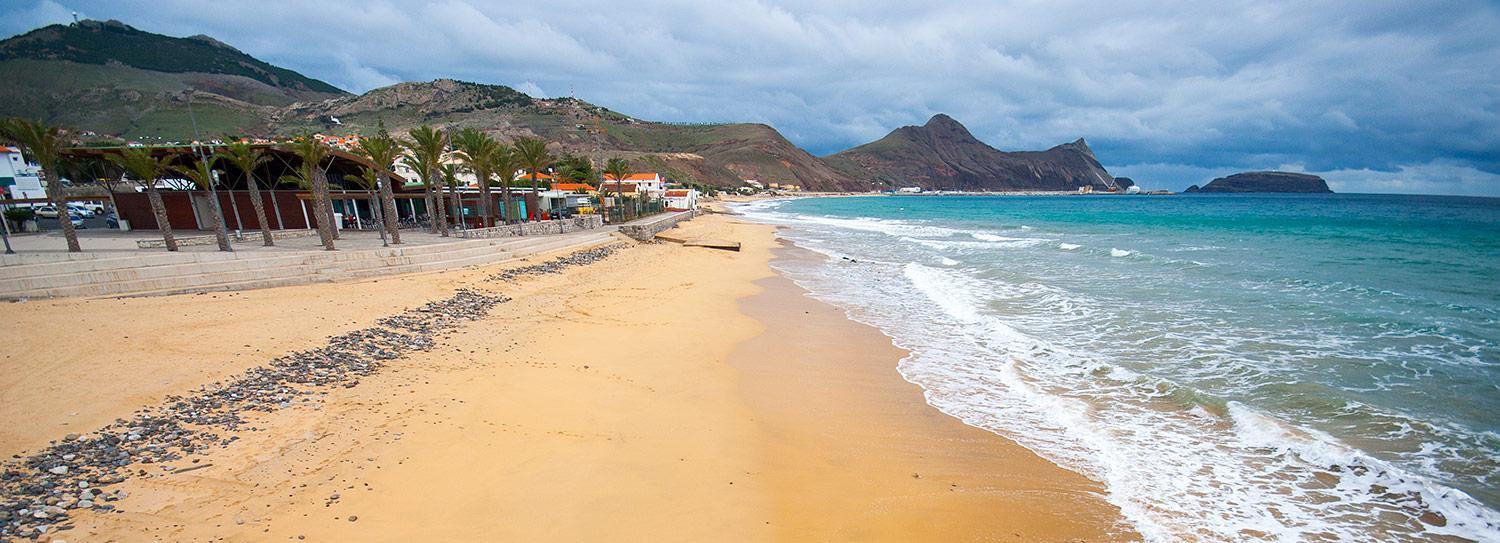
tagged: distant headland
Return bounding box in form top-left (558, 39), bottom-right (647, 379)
top-left (1185, 171), bottom-right (1333, 193)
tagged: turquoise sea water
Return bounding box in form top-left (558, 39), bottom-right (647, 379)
top-left (737, 194), bottom-right (1500, 542)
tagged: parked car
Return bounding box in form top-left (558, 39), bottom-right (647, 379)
top-left (32, 205), bottom-right (60, 218)
top-left (68, 213), bottom-right (86, 229)
top-left (105, 213), bottom-right (120, 229)
top-left (69, 202), bottom-right (104, 216)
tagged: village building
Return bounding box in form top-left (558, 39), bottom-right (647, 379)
top-left (663, 188), bottom-right (699, 211)
top-left (599, 172), bottom-right (667, 197)
top-left (0, 145), bottom-right (45, 201)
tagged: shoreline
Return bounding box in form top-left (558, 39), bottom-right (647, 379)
top-left (2, 212), bottom-right (1132, 541)
top-left (738, 238), bottom-right (1132, 540)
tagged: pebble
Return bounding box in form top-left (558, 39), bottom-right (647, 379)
top-left (488, 243), bottom-right (625, 282)
top-left (0, 245), bottom-right (619, 537)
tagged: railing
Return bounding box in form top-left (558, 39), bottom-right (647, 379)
top-left (605, 200), bottom-right (668, 224)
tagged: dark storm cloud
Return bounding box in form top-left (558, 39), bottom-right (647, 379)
top-left (5, 0), bottom-right (1499, 194)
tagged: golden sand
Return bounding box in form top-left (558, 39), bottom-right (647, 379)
top-left (2, 212), bottom-right (1132, 541)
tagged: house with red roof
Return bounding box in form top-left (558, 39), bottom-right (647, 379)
top-left (599, 172), bottom-right (666, 198)
top-left (663, 188), bottom-right (699, 211)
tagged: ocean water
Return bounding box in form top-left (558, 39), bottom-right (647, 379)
top-left (735, 193), bottom-right (1500, 542)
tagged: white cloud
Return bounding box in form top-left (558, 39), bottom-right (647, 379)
top-left (1319, 161), bottom-right (1500, 197)
top-left (0, 0), bottom-right (73, 36)
top-left (6, 0), bottom-right (1500, 195)
top-left (513, 81), bottom-right (546, 99)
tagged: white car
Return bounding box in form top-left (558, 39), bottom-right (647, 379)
top-left (68, 203), bottom-right (104, 216)
top-left (32, 205), bottom-right (60, 218)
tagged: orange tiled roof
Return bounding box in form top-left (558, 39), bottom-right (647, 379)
top-left (600, 173), bottom-right (660, 181)
top-left (553, 182), bottom-right (596, 192)
top-left (665, 189), bottom-right (692, 197)
top-left (0, 146), bottom-right (16, 154)
top-left (600, 182), bottom-right (638, 193)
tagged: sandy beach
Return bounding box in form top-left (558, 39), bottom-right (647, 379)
top-left (1, 211), bottom-right (1131, 541)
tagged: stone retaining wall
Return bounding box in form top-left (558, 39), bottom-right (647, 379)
top-left (136, 229), bottom-right (318, 249)
top-left (618, 210), bottom-right (699, 241)
top-left (458, 215), bottom-right (604, 239)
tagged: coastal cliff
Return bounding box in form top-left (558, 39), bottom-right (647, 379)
top-left (1185, 171), bottom-right (1332, 193)
top-left (823, 114), bottom-right (1118, 192)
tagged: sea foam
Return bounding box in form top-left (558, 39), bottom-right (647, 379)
top-left (733, 198), bottom-right (1500, 542)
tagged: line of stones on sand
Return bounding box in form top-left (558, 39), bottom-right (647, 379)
top-left (487, 243), bottom-right (626, 282)
top-left (0, 244), bottom-right (628, 541)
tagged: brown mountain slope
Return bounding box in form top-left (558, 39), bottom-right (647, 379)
top-left (824, 114), bottom-right (1117, 191)
top-left (273, 79), bottom-right (856, 189)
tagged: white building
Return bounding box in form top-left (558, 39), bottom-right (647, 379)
top-left (664, 188), bottom-right (699, 211)
top-left (0, 145), bottom-right (46, 201)
top-left (600, 172), bottom-right (666, 197)
top-left (897, 186), bottom-right (922, 193)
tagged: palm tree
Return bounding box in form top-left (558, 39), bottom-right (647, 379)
top-left (451, 128), bottom-right (500, 228)
top-left (488, 144), bottom-right (520, 224)
top-left (107, 148), bottom-right (179, 251)
top-left (0, 118), bottom-right (81, 251)
top-left (283, 136), bottom-right (337, 250)
top-left (405, 125), bottom-right (448, 236)
top-left (603, 157), bottom-right (631, 224)
top-left (514, 137), bottom-right (551, 221)
top-left (173, 157), bottom-right (234, 252)
top-left (354, 124), bottom-right (403, 244)
top-left (216, 142), bottom-right (276, 246)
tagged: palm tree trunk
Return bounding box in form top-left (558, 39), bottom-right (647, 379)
top-left (146, 186), bottom-right (177, 251)
top-left (369, 190), bottom-right (388, 246)
top-left (326, 188), bottom-right (341, 240)
top-left (430, 169), bottom-right (449, 237)
top-left (447, 184), bottom-right (461, 232)
top-left (377, 171), bottom-right (402, 244)
top-left (500, 183), bottom-right (512, 225)
top-left (208, 189), bottom-right (233, 252)
top-left (245, 174), bottom-right (274, 246)
top-left (423, 181), bottom-right (438, 234)
top-left (44, 170), bottom-right (81, 252)
top-left (477, 170), bottom-right (493, 228)
top-left (530, 174), bottom-right (539, 221)
top-left (309, 169), bottom-right (336, 250)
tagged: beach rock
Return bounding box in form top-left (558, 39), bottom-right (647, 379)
top-left (47, 466), bottom-right (67, 475)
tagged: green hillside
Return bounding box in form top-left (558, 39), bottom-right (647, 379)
top-left (0, 19), bottom-right (345, 95)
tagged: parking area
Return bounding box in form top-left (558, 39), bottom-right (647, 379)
top-left (31, 214), bottom-right (112, 231)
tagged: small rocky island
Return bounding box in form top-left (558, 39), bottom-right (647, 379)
top-left (1185, 171), bottom-right (1332, 193)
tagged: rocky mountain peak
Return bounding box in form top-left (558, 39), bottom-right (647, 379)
top-left (1058, 138), bottom-right (1095, 159)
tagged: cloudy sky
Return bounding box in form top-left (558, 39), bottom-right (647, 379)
top-left (5, 0), bottom-right (1500, 195)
